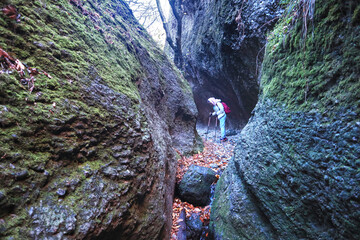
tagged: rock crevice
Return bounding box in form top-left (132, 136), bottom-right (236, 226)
top-left (172, 0), bottom-right (284, 128)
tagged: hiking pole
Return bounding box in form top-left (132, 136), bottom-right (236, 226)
top-left (214, 117), bottom-right (217, 142)
top-left (205, 115), bottom-right (211, 141)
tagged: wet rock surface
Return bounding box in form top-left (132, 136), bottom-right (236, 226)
top-left (211, 101), bottom-right (360, 239)
top-left (210, 0), bottom-right (360, 239)
top-left (178, 165), bottom-right (217, 206)
top-left (186, 212), bottom-right (203, 239)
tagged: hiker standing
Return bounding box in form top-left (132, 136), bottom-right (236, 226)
top-left (208, 97), bottom-right (227, 142)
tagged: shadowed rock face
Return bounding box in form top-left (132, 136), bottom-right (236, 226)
top-left (0, 0), bottom-right (201, 239)
top-left (179, 0), bottom-right (283, 129)
top-left (211, 0), bottom-right (360, 239)
top-left (178, 165), bottom-right (217, 206)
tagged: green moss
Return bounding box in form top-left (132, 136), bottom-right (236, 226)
top-left (261, 0), bottom-right (360, 116)
top-left (352, 5), bottom-right (360, 24)
top-left (2, 208), bottom-right (28, 237)
top-left (0, 0), bottom-right (189, 237)
top-left (0, 0), bottom-right (153, 103)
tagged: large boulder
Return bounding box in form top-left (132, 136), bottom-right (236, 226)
top-left (0, 0), bottom-right (201, 239)
top-left (211, 0), bottom-right (360, 239)
top-left (178, 165), bottom-right (217, 206)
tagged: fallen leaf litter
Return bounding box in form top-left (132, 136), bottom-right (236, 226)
top-left (171, 139), bottom-right (236, 239)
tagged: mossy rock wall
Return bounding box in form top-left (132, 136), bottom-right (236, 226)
top-left (176, 0), bottom-right (283, 128)
top-left (0, 0), bottom-right (200, 239)
top-left (211, 0), bottom-right (360, 239)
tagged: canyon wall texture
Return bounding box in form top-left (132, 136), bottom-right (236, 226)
top-left (178, 0), bottom-right (283, 128)
top-left (211, 0), bottom-right (360, 239)
top-left (0, 0), bottom-right (201, 239)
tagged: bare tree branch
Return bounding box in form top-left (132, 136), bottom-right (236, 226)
top-left (156, 0), bottom-right (176, 50)
top-left (125, 0), bottom-right (160, 30)
top-left (125, 0), bottom-right (184, 68)
top-left (156, 0), bottom-right (184, 69)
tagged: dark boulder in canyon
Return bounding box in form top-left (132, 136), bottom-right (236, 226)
top-left (178, 165), bottom-right (217, 206)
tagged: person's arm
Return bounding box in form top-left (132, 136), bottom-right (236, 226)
top-left (212, 105), bottom-right (219, 116)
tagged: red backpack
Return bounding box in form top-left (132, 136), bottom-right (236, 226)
top-left (221, 102), bottom-right (231, 114)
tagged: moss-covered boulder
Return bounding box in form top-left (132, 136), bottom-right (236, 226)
top-left (211, 0), bottom-right (360, 239)
top-left (0, 0), bottom-right (201, 239)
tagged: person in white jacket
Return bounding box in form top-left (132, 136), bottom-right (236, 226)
top-left (208, 97), bottom-right (227, 142)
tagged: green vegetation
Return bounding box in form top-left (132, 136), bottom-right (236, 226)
top-left (261, 0), bottom-right (360, 115)
top-left (0, 0), bottom-right (146, 103)
top-left (0, 0), bottom-right (191, 237)
top-left (0, 0), bottom-right (160, 168)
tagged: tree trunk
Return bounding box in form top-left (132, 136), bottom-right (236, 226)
top-left (156, 0), bottom-right (184, 69)
top-left (155, 0), bottom-right (176, 50)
